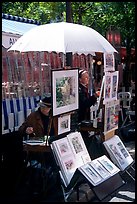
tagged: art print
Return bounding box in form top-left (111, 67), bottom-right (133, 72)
top-left (64, 159), bottom-right (75, 170)
top-left (111, 71), bottom-right (119, 100)
top-left (81, 154), bottom-right (92, 164)
top-left (71, 136), bottom-right (83, 154)
top-left (98, 155), bottom-right (120, 175)
top-left (117, 142), bottom-right (129, 158)
top-left (52, 68), bottom-right (79, 116)
top-left (103, 71), bottom-right (119, 104)
top-left (104, 100), bottom-right (120, 133)
top-left (59, 142), bottom-right (70, 154)
top-left (56, 137), bottom-right (72, 157)
top-left (103, 135), bottom-right (134, 171)
top-left (81, 164), bottom-right (102, 184)
top-left (104, 53), bottom-right (115, 72)
top-left (104, 75), bottom-right (111, 100)
top-left (90, 161), bottom-right (110, 179)
top-left (58, 114), bottom-right (71, 135)
top-left (109, 144), bottom-right (125, 165)
top-left (67, 132), bottom-right (91, 167)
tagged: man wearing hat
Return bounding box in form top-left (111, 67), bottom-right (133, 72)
top-left (19, 94), bottom-right (58, 140)
top-left (78, 69), bottom-right (98, 122)
top-left (18, 94), bottom-right (60, 194)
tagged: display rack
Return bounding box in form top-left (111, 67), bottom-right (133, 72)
top-left (59, 161), bottom-right (125, 202)
top-left (51, 131), bottom-right (126, 202)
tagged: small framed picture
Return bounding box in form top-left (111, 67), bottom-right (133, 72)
top-left (58, 114), bottom-right (71, 135)
top-left (103, 71), bottom-right (119, 103)
top-left (104, 53), bottom-right (115, 72)
top-left (51, 68), bottom-right (79, 116)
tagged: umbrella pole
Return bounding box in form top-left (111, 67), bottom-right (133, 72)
top-left (62, 53), bottom-right (66, 68)
top-left (88, 55), bottom-right (94, 96)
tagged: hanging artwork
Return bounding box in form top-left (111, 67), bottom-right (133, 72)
top-left (58, 114), bottom-right (71, 135)
top-left (51, 68), bottom-right (79, 116)
top-left (104, 53), bottom-right (115, 72)
top-left (103, 71), bottom-right (119, 104)
top-left (104, 99), bottom-right (120, 133)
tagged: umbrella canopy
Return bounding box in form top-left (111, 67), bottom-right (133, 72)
top-left (8, 22), bottom-right (117, 54)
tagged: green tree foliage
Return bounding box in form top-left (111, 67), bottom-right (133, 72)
top-left (2, 2), bottom-right (135, 49)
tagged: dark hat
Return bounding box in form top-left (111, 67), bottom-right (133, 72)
top-left (38, 95), bottom-right (51, 108)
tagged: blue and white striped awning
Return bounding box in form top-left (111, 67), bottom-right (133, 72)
top-left (2, 13), bottom-right (40, 48)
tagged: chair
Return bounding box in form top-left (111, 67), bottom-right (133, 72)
top-left (118, 92), bottom-right (135, 128)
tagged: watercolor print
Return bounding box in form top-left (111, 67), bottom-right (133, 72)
top-left (111, 71), bottom-right (119, 98)
top-left (104, 53), bottom-right (115, 72)
top-left (104, 74), bottom-right (111, 101)
top-left (58, 114), bottom-right (71, 135)
top-left (82, 164), bottom-right (102, 184)
top-left (117, 141), bottom-right (129, 158)
top-left (109, 144), bottom-right (125, 166)
top-left (67, 132), bottom-right (91, 167)
top-left (104, 100), bottom-right (120, 133)
top-left (97, 155), bottom-right (120, 175)
top-left (52, 69), bottom-right (79, 116)
top-left (67, 132), bottom-right (87, 156)
top-left (90, 161), bottom-right (110, 179)
top-left (56, 137), bottom-right (72, 157)
top-left (64, 158), bottom-right (75, 170)
top-left (103, 135), bottom-right (134, 171)
top-left (71, 136), bottom-right (83, 154)
top-left (103, 71), bottom-right (119, 103)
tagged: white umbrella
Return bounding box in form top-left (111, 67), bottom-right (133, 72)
top-left (8, 22), bottom-right (117, 54)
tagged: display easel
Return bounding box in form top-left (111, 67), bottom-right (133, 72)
top-left (87, 173), bottom-right (125, 201)
top-left (103, 130), bottom-right (135, 184)
top-left (50, 131), bottom-right (126, 202)
top-left (51, 59), bottom-right (134, 202)
top-left (121, 161), bottom-right (135, 181)
top-left (64, 168), bottom-right (125, 202)
top-left (85, 57), bottom-right (135, 200)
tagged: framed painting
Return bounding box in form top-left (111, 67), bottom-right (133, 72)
top-left (104, 99), bottom-right (120, 133)
top-left (51, 68), bottom-right (79, 116)
top-left (104, 53), bottom-right (115, 72)
top-left (103, 71), bottom-right (119, 104)
top-left (58, 114), bottom-right (71, 135)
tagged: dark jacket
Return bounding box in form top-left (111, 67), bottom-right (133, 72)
top-left (78, 83), bottom-right (97, 122)
top-left (18, 108), bottom-right (58, 139)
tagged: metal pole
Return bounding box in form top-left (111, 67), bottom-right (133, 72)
top-left (66, 2), bottom-right (72, 67)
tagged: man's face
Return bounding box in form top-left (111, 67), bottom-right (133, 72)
top-left (80, 72), bottom-right (89, 86)
top-left (40, 106), bottom-right (51, 116)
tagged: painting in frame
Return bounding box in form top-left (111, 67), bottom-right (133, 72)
top-left (51, 68), bottom-right (79, 116)
top-left (103, 71), bottom-right (119, 104)
top-left (58, 114), bottom-right (71, 135)
top-left (104, 52), bottom-right (115, 72)
top-left (104, 99), bottom-right (120, 133)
